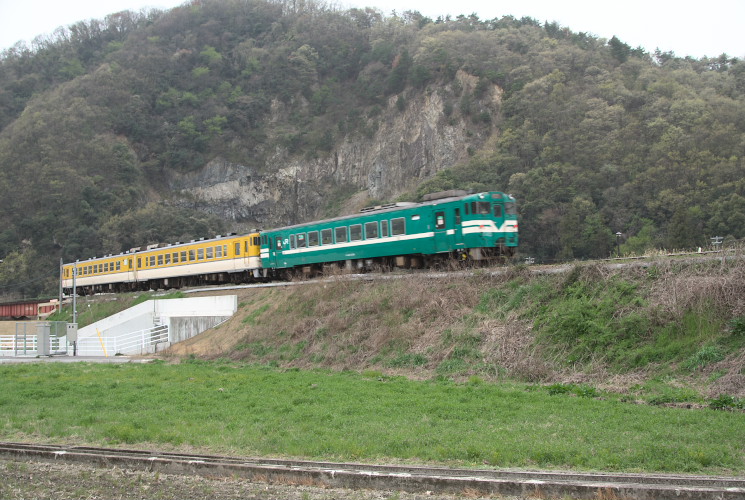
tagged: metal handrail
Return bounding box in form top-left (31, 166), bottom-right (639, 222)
top-left (76, 324), bottom-right (169, 356)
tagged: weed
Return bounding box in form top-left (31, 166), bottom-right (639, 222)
top-left (709, 394), bottom-right (744, 411)
top-left (385, 352), bottom-right (428, 368)
top-left (684, 345), bottom-right (725, 372)
top-left (730, 316), bottom-right (745, 336)
top-left (241, 304), bottom-right (270, 326)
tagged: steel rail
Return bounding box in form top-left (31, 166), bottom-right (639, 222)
top-left (1, 442), bottom-right (743, 499)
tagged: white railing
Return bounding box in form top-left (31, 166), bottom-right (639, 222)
top-left (0, 335), bottom-right (67, 357)
top-left (75, 325), bottom-right (169, 357)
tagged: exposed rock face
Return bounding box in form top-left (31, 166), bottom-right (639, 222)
top-left (168, 74), bottom-right (501, 229)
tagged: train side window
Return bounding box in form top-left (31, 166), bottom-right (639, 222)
top-left (173, 253), bottom-right (179, 263)
top-left (494, 205), bottom-right (503, 218)
top-left (189, 250), bottom-right (195, 261)
top-left (137, 259), bottom-right (141, 268)
top-left (150, 256), bottom-right (156, 266)
top-left (290, 235), bottom-right (296, 250)
top-left (215, 246), bottom-right (221, 258)
top-left (505, 202), bottom-right (517, 215)
top-left (435, 211), bottom-right (445, 229)
top-left (105, 263), bottom-right (109, 272)
top-left (365, 221), bottom-right (378, 239)
top-left (308, 231), bottom-right (319, 247)
top-left (206, 247), bottom-right (214, 259)
top-left (321, 229), bottom-right (333, 245)
top-left (381, 220), bottom-right (389, 238)
top-left (350, 224), bottom-right (362, 241)
top-left (198, 248), bottom-right (205, 260)
top-left (335, 226), bottom-right (348, 243)
top-left (465, 204), bottom-right (469, 215)
top-left (455, 208), bottom-right (461, 225)
top-left (275, 237), bottom-right (283, 250)
top-left (181, 251), bottom-right (187, 262)
top-left (297, 233), bottom-right (306, 248)
top-left (165, 254), bottom-right (171, 265)
top-left (117, 261), bottom-right (121, 271)
top-left (391, 217), bottom-right (406, 236)
top-left (158, 255), bottom-right (163, 266)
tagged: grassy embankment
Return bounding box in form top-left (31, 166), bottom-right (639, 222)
top-left (4, 255), bottom-right (743, 473)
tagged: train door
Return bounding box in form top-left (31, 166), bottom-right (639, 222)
top-left (244, 238), bottom-right (252, 269)
top-left (453, 207), bottom-right (464, 249)
top-left (433, 210), bottom-right (451, 253)
top-left (272, 235), bottom-right (284, 269)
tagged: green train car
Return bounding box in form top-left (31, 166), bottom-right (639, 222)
top-left (260, 190), bottom-right (518, 274)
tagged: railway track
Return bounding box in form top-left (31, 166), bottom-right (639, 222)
top-left (1, 442), bottom-right (743, 499)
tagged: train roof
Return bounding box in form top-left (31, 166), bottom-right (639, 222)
top-left (65, 231), bottom-right (260, 266)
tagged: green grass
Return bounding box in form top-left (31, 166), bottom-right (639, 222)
top-left (1, 362), bottom-right (743, 474)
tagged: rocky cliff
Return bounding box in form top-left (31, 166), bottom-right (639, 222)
top-left (167, 71), bottom-right (501, 230)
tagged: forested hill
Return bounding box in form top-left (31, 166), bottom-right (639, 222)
top-left (1, 0), bottom-right (744, 297)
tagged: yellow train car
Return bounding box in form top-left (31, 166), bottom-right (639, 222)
top-left (62, 232), bottom-right (263, 295)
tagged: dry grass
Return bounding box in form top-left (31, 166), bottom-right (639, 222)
top-left (162, 256), bottom-right (745, 394)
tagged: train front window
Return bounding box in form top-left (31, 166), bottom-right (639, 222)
top-left (472, 201), bottom-right (490, 215)
top-left (494, 205), bottom-right (503, 218)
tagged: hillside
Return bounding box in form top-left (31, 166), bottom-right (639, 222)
top-left (1, 0), bottom-right (745, 298)
top-left (160, 254), bottom-right (745, 403)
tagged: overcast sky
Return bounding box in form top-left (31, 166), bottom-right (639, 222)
top-left (0, 0), bottom-right (743, 59)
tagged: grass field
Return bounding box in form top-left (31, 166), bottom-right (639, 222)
top-left (1, 360), bottom-right (743, 475)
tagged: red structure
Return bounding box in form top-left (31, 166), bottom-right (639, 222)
top-left (0, 299), bottom-right (59, 320)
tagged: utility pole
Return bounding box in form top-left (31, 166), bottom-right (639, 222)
top-left (72, 262), bottom-right (77, 325)
top-left (58, 258), bottom-right (63, 315)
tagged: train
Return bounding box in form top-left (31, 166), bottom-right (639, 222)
top-left (62, 190), bottom-right (518, 295)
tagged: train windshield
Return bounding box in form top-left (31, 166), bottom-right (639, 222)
top-left (473, 201), bottom-right (490, 215)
